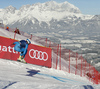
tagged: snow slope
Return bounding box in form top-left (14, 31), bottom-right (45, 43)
top-left (0, 28), bottom-right (84, 77)
top-left (0, 59), bottom-right (99, 89)
top-left (0, 27), bottom-right (42, 46)
top-left (0, 28), bottom-right (100, 89)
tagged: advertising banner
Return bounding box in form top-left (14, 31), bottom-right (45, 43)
top-left (25, 44), bottom-right (52, 68)
top-left (0, 36), bottom-right (52, 67)
top-left (0, 36), bottom-right (19, 60)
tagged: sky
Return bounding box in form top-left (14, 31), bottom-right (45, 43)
top-left (0, 0), bottom-right (100, 15)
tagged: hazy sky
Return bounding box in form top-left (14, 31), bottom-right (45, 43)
top-left (0, 0), bottom-right (100, 15)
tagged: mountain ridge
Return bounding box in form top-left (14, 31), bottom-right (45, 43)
top-left (0, 1), bottom-right (92, 25)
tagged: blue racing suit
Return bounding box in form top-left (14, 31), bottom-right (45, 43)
top-left (13, 40), bottom-right (28, 58)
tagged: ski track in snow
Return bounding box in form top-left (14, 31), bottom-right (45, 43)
top-left (0, 59), bottom-right (99, 89)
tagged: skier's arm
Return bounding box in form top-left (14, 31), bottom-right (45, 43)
top-left (21, 44), bottom-right (28, 57)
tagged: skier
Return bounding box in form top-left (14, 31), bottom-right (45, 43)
top-left (13, 39), bottom-right (31, 63)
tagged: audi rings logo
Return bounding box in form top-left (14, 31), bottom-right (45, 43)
top-left (29, 49), bottom-right (48, 61)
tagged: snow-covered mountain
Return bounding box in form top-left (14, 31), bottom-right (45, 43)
top-left (0, 1), bottom-right (82, 23)
top-left (1, 0), bottom-right (99, 35)
top-left (0, 1), bottom-right (93, 29)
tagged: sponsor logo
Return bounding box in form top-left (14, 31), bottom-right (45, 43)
top-left (29, 49), bottom-right (48, 61)
top-left (0, 45), bottom-right (18, 54)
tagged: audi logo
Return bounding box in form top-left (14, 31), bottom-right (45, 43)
top-left (29, 49), bottom-right (48, 61)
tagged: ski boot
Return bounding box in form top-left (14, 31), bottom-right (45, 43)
top-left (17, 56), bottom-right (27, 63)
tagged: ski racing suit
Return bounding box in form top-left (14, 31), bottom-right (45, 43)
top-left (13, 40), bottom-right (28, 58)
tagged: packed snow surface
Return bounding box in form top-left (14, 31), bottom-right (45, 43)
top-left (0, 59), bottom-right (100, 89)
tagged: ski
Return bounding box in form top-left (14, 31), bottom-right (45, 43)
top-left (17, 58), bottom-right (27, 64)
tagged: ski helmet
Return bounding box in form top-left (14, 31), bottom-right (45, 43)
top-left (26, 39), bottom-right (31, 44)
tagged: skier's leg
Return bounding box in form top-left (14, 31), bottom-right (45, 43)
top-left (17, 55), bottom-right (22, 62)
top-left (17, 51), bottom-right (23, 61)
top-left (20, 53), bottom-right (27, 63)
